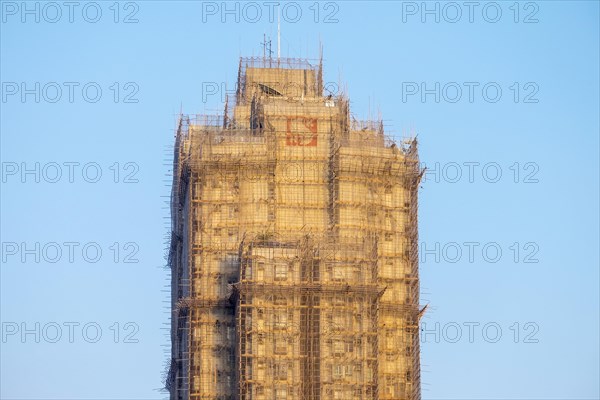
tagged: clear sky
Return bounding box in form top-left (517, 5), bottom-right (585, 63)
top-left (1, 1), bottom-right (598, 399)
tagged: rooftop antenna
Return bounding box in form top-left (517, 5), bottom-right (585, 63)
top-left (261, 35), bottom-right (273, 63)
top-left (277, 5), bottom-right (281, 62)
top-left (319, 38), bottom-right (323, 60)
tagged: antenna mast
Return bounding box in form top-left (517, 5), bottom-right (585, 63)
top-left (277, 5), bottom-right (281, 60)
top-left (261, 35), bottom-right (273, 63)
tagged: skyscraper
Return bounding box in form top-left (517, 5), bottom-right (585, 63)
top-left (168, 54), bottom-right (423, 400)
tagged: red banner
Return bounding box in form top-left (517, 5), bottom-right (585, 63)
top-left (286, 117), bottom-right (318, 146)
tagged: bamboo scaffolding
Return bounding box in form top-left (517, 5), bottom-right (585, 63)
top-left (167, 55), bottom-right (423, 400)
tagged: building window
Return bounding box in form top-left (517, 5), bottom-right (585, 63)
top-left (268, 182), bottom-right (276, 198)
top-left (333, 340), bottom-right (353, 356)
top-left (244, 263), bottom-right (252, 280)
top-left (386, 334), bottom-right (395, 349)
top-left (332, 340), bottom-right (344, 355)
top-left (333, 364), bottom-right (343, 379)
top-left (257, 362), bottom-right (265, 380)
top-left (332, 265), bottom-right (344, 281)
top-left (333, 313), bottom-right (352, 330)
top-left (274, 312), bottom-right (288, 329)
top-left (228, 229), bottom-right (236, 242)
top-left (274, 263), bottom-right (287, 281)
top-left (275, 387), bottom-right (287, 400)
top-left (274, 296), bottom-right (287, 306)
top-left (345, 365), bottom-right (353, 377)
top-left (345, 340), bottom-right (354, 353)
top-left (384, 260), bottom-right (394, 276)
top-left (274, 337), bottom-right (287, 354)
top-left (256, 262), bottom-right (265, 281)
top-left (275, 362), bottom-right (288, 380)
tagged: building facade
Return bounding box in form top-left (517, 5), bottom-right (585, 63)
top-left (168, 56), bottom-right (423, 400)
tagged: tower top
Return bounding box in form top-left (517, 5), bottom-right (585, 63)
top-left (237, 56), bottom-right (323, 100)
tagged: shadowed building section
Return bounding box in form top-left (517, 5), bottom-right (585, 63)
top-left (168, 55), bottom-right (424, 400)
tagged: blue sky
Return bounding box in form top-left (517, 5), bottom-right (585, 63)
top-left (1, 1), bottom-right (598, 399)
